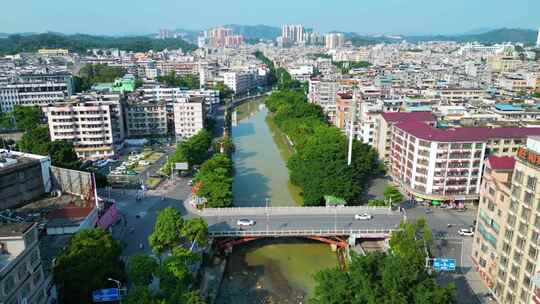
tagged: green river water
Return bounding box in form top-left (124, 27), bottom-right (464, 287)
top-left (216, 100), bottom-right (338, 303)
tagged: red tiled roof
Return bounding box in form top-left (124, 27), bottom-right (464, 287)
top-left (395, 120), bottom-right (540, 142)
top-left (487, 156), bottom-right (516, 171)
top-left (47, 205), bottom-right (93, 220)
top-left (381, 112), bottom-right (435, 123)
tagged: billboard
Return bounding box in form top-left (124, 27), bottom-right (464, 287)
top-left (175, 162), bottom-right (189, 170)
top-left (92, 288), bottom-right (120, 303)
top-left (433, 258), bottom-right (456, 271)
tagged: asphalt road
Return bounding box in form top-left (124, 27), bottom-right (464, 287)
top-left (204, 213), bottom-right (404, 235)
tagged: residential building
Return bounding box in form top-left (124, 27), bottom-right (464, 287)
top-left (0, 150), bottom-right (52, 210)
top-left (223, 71), bottom-right (255, 94)
top-left (124, 99), bottom-right (167, 138)
top-left (474, 136), bottom-right (540, 304)
top-left (173, 97), bottom-right (205, 140)
top-left (373, 112), bottom-right (436, 163)
top-left (472, 155), bottom-right (515, 291)
top-left (19, 72), bottom-right (74, 95)
top-left (281, 24), bottom-right (305, 44)
top-left (308, 79), bottom-right (340, 124)
top-left (389, 122), bottom-right (540, 204)
top-left (0, 82), bottom-right (70, 113)
top-left (37, 48), bottom-right (69, 57)
top-left (325, 33), bottom-right (344, 49)
top-left (42, 94), bottom-right (125, 159)
top-left (0, 223), bottom-right (53, 304)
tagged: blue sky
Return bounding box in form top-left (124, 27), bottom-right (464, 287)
top-left (1, 0), bottom-right (538, 35)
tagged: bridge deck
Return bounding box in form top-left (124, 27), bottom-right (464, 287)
top-left (199, 206), bottom-right (404, 237)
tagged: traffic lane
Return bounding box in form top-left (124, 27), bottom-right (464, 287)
top-left (406, 207), bottom-right (476, 231)
top-left (206, 214), bottom-right (404, 232)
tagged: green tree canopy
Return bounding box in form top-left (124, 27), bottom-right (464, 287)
top-left (18, 125), bottom-right (50, 155)
top-left (127, 254), bottom-right (159, 286)
top-left (75, 64), bottom-right (126, 92)
top-left (157, 71), bottom-right (199, 89)
top-left (311, 221), bottom-right (455, 304)
top-left (48, 140), bottom-right (81, 169)
top-left (123, 286), bottom-right (165, 304)
top-left (53, 229), bottom-right (124, 304)
top-left (12, 105), bottom-right (42, 131)
top-left (212, 82), bottom-right (234, 99)
top-left (181, 218), bottom-right (209, 247)
top-left (148, 207), bottom-right (185, 255)
top-left (384, 185), bottom-right (404, 204)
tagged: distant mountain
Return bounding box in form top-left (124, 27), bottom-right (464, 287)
top-left (0, 33), bottom-right (197, 55)
top-left (223, 24), bottom-right (281, 40)
top-left (406, 28), bottom-right (538, 45)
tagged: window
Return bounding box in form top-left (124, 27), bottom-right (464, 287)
top-left (514, 170), bottom-right (524, 183)
top-left (524, 192), bottom-right (533, 206)
top-left (527, 176), bottom-right (537, 191)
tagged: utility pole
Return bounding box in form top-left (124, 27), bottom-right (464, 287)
top-left (347, 89), bottom-right (358, 166)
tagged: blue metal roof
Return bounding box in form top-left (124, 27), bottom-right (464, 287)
top-left (495, 103), bottom-right (522, 111)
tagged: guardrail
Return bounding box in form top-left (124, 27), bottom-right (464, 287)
top-left (208, 228), bottom-right (395, 237)
top-left (201, 206), bottom-right (394, 216)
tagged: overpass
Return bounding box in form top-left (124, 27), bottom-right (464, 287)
top-left (197, 206), bottom-right (405, 238)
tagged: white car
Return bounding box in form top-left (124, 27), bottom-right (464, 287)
top-left (236, 219), bottom-right (256, 226)
top-left (354, 213), bottom-right (373, 220)
top-left (458, 228), bottom-right (474, 237)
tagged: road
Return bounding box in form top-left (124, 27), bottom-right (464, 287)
top-left (203, 212), bottom-right (404, 236)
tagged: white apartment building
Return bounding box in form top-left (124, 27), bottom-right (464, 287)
top-left (173, 97), bottom-right (205, 140)
top-left (124, 99), bottom-right (167, 138)
top-left (390, 121), bottom-right (540, 204)
top-left (0, 82), bottom-right (70, 113)
top-left (0, 223), bottom-right (55, 304)
top-left (43, 94), bottom-right (125, 159)
top-left (308, 79), bottom-right (340, 125)
top-left (223, 71), bottom-right (255, 94)
top-left (325, 33), bottom-right (344, 49)
top-left (281, 24), bottom-right (305, 44)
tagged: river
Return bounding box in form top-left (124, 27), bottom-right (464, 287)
top-left (216, 99), bottom-right (338, 303)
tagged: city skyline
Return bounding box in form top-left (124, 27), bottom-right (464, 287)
top-left (1, 0), bottom-right (539, 36)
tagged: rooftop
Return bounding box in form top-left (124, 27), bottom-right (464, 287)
top-left (494, 103), bottom-right (523, 111)
top-left (487, 156), bottom-right (516, 171)
top-left (0, 223), bottom-right (33, 238)
top-left (395, 121), bottom-right (540, 142)
top-left (381, 111), bottom-right (435, 124)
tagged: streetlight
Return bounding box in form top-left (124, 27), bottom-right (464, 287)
top-left (107, 278), bottom-right (122, 304)
top-left (265, 197), bottom-right (270, 233)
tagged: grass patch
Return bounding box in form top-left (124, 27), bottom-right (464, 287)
top-left (145, 177), bottom-right (162, 189)
top-left (266, 114), bottom-right (303, 205)
top-left (146, 152), bottom-right (163, 162)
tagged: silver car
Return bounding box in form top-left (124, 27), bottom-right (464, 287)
top-left (236, 219), bottom-right (256, 226)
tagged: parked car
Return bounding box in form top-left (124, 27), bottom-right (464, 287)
top-left (425, 208), bottom-right (433, 214)
top-left (236, 219), bottom-right (256, 226)
top-left (458, 228), bottom-right (474, 237)
top-left (187, 179), bottom-right (193, 186)
top-left (354, 213), bottom-right (372, 220)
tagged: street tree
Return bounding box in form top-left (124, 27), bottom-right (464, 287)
top-left (383, 185), bottom-right (404, 204)
top-left (160, 247), bottom-right (201, 297)
top-left (181, 218), bottom-right (208, 247)
top-left (148, 207), bottom-right (184, 255)
top-left (123, 287), bottom-right (165, 304)
top-left (48, 140), bottom-right (81, 169)
top-left (311, 221), bottom-right (454, 304)
top-left (12, 105), bottom-right (42, 131)
top-left (18, 125), bottom-right (50, 155)
top-left (127, 254), bottom-right (159, 286)
top-left (53, 229), bottom-right (124, 304)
